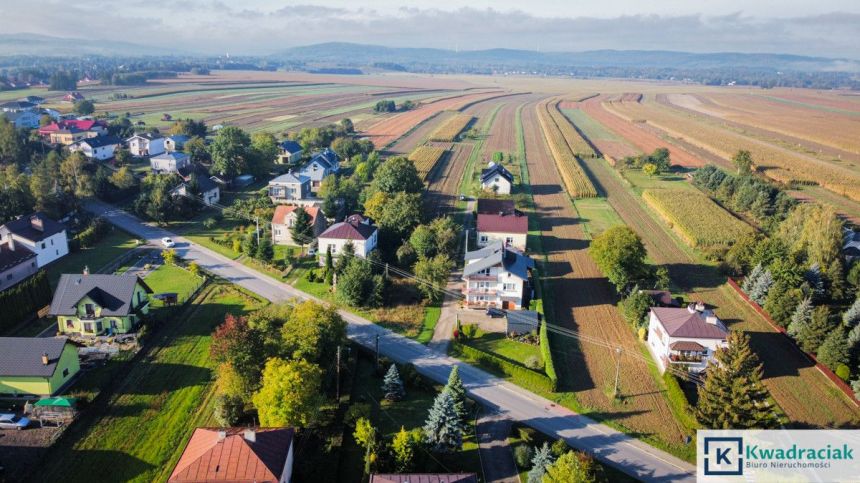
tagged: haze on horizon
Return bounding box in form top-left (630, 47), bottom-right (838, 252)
top-left (0, 0), bottom-right (859, 58)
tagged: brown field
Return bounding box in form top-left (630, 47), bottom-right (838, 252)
top-left (385, 111), bottom-right (455, 155)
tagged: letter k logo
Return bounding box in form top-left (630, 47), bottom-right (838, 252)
top-left (704, 437), bottom-right (744, 476)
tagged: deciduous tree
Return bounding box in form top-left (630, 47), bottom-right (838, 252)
top-left (543, 450), bottom-right (600, 483)
top-left (588, 226), bottom-right (647, 292)
top-left (252, 357), bottom-right (323, 427)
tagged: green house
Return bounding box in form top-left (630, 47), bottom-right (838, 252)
top-left (0, 337), bottom-right (80, 396)
top-left (49, 273), bottom-right (153, 336)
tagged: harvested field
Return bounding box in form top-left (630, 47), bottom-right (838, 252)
top-left (386, 111), bottom-right (455, 155)
top-left (642, 189), bottom-right (754, 249)
top-left (536, 99), bottom-right (598, 198)
top-left (759, 91), bottom-right (860, 114)
top-left (424, 142), bottom-right (473, 217)
top-left (428, 113), bottom-right (474, 141)
top-left (409, 145), bottom-right (449, 180)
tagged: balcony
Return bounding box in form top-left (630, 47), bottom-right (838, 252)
top-left (668, 352), bottom-right (705, 364)
top-left (464, 288), bottom-right (499, 296)
top-left (465, 274), bottom-right (497, 282)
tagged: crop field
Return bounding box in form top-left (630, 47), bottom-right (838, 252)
top-left (536, 99), bottom-right (598, 198)
top-left (758, 91), bottom-right (860, 114)
top-left (408, 144), bottom-right (449, 180)
top-left (546, 100), bottom-right (596, 158)
top-left (427, 113), bottom-right (474, 141)
top-left (642, 188), bottom-right (754, 249)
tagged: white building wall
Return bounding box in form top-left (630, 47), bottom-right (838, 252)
top-left (316, 234), bottom-right (376, 265)
top-left (481, 176), bottom-right (512, 195)
top-left (477, 231), bottom-right (527, 250)
top-left (12, 230), bottom-right (69, 267)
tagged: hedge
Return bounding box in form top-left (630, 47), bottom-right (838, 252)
top-left (539, 321), bottom-right (558, 387)
top-left (451, 340), bottom-right (558, 393)
top-left (662, 372), bottom-right (700, 433)
top-left (0, 270), bottom-right (53, 334)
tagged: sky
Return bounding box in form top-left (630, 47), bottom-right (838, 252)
top-left (1, 0), bottom-right (859, 58)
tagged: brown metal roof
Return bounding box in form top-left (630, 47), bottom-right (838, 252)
top-left (169, 427), bottom-right (294, 482)
top-left (477, 212), bottom-right (527, 234)
top-left (476, 198), bottom-right (516, 215)
top-left (319, 217), bottom-right (376, 241)
top-left (651, 307), bottom-right (728, 339)
top-left (669, 341), bottom-right (706, 351)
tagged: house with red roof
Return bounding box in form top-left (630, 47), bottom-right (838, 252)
top-left (39, 119), bottom-right (107, 145)
top-left (316, 214), bottom-right (378, 265)
top-left (271, 205), bottom-right (326, 246)
top-left (476, 208), bottom-right (527, 250)
top-left (168, 427), bottom-right (294, 483)
top-left (646, 302), bottom-right (728, 374)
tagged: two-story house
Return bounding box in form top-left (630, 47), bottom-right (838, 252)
top-left (127, 132), bottom-right (166, 157)
top-left (171, 175), bottom-right (221, 206)
top-left (0, 213), bottom-right (69, 268)
top-left (277, 140), bottom-right (304, 165)
top-left (476, 209), bottom-right (527, 250)
top-left (1, 110), bottom-right (41, 129)
top-left (646, 302), bottom-right (729, 374)
top-left (150, 152), bottom-right (191, 174)
top-left (298, 148), bottom-right (340, 192)
top-left (164, 134), bottom-right (190, 153)
top-left (316, 214), bottom-right (378, 266)
top-left (68, 136), bottom-right (121, 161)
top-left (480, 162), bottom-right (513, 194)
top-left (271, 205), bottom-right (326, 246)
top-left (39, 120), bottom-right (107, 145)
top-left (268, 172), bottom-right (312, 204)
top-left (49, 273), bottom-right (153, 336)
top-left (462, 241), bottom-right (534, 310)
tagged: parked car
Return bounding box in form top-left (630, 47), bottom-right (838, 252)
top-left (0, 413), bottom-right (30, 430)
top-left (486, 307), bottom-right (505, 318)
top-left (161, 237), bottom-right (175, 248)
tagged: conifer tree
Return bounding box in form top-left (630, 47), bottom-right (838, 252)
top-left (817, 328), bottom-right (850, 371)
top-left (844, 297), bottom-right (860, 327)
top-left (423, 390), bottom-right (464, 453)
top-left (696, 331), bottom-right (777, 429)
top-left (787, 297), bottom-right (812, 339)
top-left (527, 443), bottom-right (555, 483)
top-left (805, 263), bottom-right (825, 302)
top-left (382, 363), bottom-right (406, 401)
top-left (391, 426), bottom-right (418, 472)
top-left (797, 306), bottom-right (835, 353)
top-left (335, 240), bottom-right (355, 274)
top-left (444, 366), bottom-right (469, 421)
top-left (742, 263), bottom-right (764, 293)
top-left (324, 245), bottom-right (334, 282)
top-left (749, 269), bottom-right (773, 305)
top-left (290, 207), bottom-right (314, 251)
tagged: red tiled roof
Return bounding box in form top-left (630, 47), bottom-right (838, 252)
top-left (371, 474), bottom-right (478, 483)
top-left (477, 212), bottom-right (527, 234)
top-left (39, 119), bottom-right (103, 135)
top-left (651, 307), bottom-right (727, 339)
top-left (272, 205), bottom-right (320, 225)
top-left (319, 217), bottom-right (376, 241)
top-left (168, 427), bottom-right (294, 482)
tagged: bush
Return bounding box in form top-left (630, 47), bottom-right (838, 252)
top-left (662, 372), bottom-right (699, 433)
top-left (399, 363), bottom-right (424, 389)
top-left (213, 394), bottom-right (244, 426)
top-left (461, 324), bottom-right (478, 339)
top-left (451, 341), bottom-right (557, 392)
top-left (836, 364), bottom-right (851, 382)
top-left (524, 355), bottom-right (544, 370)
top-left (539, 322), bottom-right (558, 387)
top-left (305, 269), bottom-right (319, 283)
top-left (203, 217), bottom-right (217, 229)
top-left (551, 438), bottom-right (570, 457)
top-left (518, 426), bottom-right (536, 443)
top-left (514, 445), bottom-right (533, 469)
top-left (74, 217), bottom-right (111, 249)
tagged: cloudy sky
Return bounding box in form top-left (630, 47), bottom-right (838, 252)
top-left (2, 0), bottom-right (859, 58)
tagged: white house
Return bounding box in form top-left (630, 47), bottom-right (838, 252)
top-left (127, 132), bottom-right (166, 157)
top-left (316, 214), bottom-right (378, 266)
top-left (150, 152), bottom-right (190, 174)
top-left (462, 241), bottom-right (534, 310)
top-left (164, 134), bottom-right (189, 153)
top-left (271, 205), bottom-right (326, 246)
top-left (480, 162), bottom-right (513, 194)
top-left (646, 303), bottom-right (729, 374)
top-left (69, 136), bottom-right (121, 161)
top-left (277, 140), bottom-right (304, 165)
top-left (298, 148), bottom-right (340, 192)
top-left (268, 172), bottom-right (312, 204)
top-left (0, 213), bottom-right (69, 268)
top-left (171, 175), bottom-right (220, 206)
top-left (476, 210), bottom-right (527, 250)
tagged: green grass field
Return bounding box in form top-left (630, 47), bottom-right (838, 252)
top-left (46, 229), bottom-right (140, 287)
top-left (33, 282), bottom-right (265, 483)
top-left (462, 328), bottom-right (543, 368)
top-left (572, 197), bottom-right (625, 238)
top-left (143, 264), bottom-right (204, 304)
top-left (561, 108), bottom-right (624, 141)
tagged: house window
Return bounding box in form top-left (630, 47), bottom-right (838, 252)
top-left (31, 262), bottom-right (36, 267)
top-left (83, 322), bottom-right (93, 333)
top-left (41, 242), bottom-right (46, 249)
top-left (505, 237), bottom-right (514, 245)
top-left (51, 239), bottom-right (54, 246)
top-left (503, 283), bottom-right (516, 291)
top-left (6, 274), bottom-right (12, 280)
top-left (479, 235), bottom-right (488, 243)
top-left (65, 319), bottom-right (74, 328)
top-left (62, 368), bottom-right (69, 378)
top-left (96, 321), bottom-right (103, 332)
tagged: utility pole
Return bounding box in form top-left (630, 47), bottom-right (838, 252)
top-left (254, 216), bottom-right (260, 245)
top-left (613, 347), bottom-right (623, 398)
top-left (375, 334), bottom-right (380, 369)
top-left (384, 263), bottom-right (389, 279)
top-left (336, 345), bottom-right (342, 400)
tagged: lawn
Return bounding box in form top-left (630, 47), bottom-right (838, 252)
top-left (572, 197), bottom-right (624, 238)
top-left (143, 264), bottom-right (204, 304)
top-left (462, 328), bottom-right (543, 368)
top-left (415, 301), bottom-right (442, 344)
top-left (32, 282), bottom-right (265, 483)
top-left (46, 228), bottom-right (140, 287)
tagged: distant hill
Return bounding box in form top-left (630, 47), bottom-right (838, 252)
top-left (0, 33), bottom-right (186, 57)
top-left (275, 42), bottom-right (860, 73)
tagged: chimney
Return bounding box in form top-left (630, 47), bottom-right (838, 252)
top-left (41, 353), bottom-right (49, 365)
top-left (7, 236), bottom-right (14, 251)
top-left (705, 315), bottom-right (720, 325)
top-left (695, 301), bottom-right (706, 313)
top-left (498, 211), bottom-right (504, 217)
top-left (83, 266), bottom-right (89, 276)
top-left (244, 429), bottom-right (256, 443)
top-left (217, 430), bottom-right (227, 442)
top-left (686, 303), bottom-right (696, 314)
top-left (30, 215), bottom-right (44, 232)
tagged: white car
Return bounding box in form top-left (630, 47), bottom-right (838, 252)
top-left (161, 237), bottom-right (175, 248)
top-left (0, 413), bottom-right (30, 430)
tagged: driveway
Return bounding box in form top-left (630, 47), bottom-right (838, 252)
top-left (84, 199), bottom-right (695, 482)
top-left (477, 410), bottom-right (519, 483)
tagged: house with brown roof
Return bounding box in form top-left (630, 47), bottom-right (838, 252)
top-left (476, 198), bottom-right (516, 215)
top-left (476, 210), bottom-right (527, 250)
top-left (316, 214), bottom-right (378, 266)
top-left (646, 302), bottom-right (728, 374)
top-left (271, 205), bottom-right (326, 246)
top-left (168, 427), bottom-right (295, 483)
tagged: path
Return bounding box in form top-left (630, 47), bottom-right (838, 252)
top-left (477, 410), bottom-right (519, 483)
top-left (84, 198), bottom-right (695, 482)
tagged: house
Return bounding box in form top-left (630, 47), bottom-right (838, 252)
top-left (506, 310), bottom-right (540, 336)
top-left (316, 214), bottom-right (378, 265)
top-left (476, 210), bottom-right (527, 250)
top-left (151, 152), bottom-right (191, 174)
top-left (271, 205), bottom-right (326, 246)
top-left (0, 337), bottom-right (80, 397)
top-left (370, 474), bottom-right (478, 483)
top-left (1, 110), bottom-right (41, 129)
top-left (0, 100), bottom-right (37, 112)
top-left (63, 92), bottom-right (85, 102)
top-left (277, 140), bottom-right (303, 164)
top-left (68, 135), bottom-right (121, 161)
top-left (127, 132), bottom-right (166, 156)
top-left (268, 172), bottom-right (312, 203)
top-left (462, 241), bottom-right (534, 310)
top-left (172, 175), bottom-right (220, 206)
top-left (646, 302), bottom-right (729, 374)
top-left (297, 148), bottom-right (340, 192)
top-left (49, 273), bottom-right (153, 336)
top-left (164, 134), bottom-right (190, 153)
top-left (40, 119), bottom-right (106, 145)
top-left (476, 198), bottom-right (516, 215)
top-left (480, 162), bottom-right (513, 194)
top-left (0, 239), bottom-right (38, 291)
top-left (168, 427), bottom-right (295, 483)
top-left (0, 213), bottom-right (69, 268)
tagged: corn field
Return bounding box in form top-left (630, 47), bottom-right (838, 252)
top-left (428, 113), bottom-right (474, 141)
top-left (548, 100), bottom-right (596, 158)
top-left (536, 100), bottom-right (598, 198)
top-left (643, 188), bottom-right (754, 249)
top-left (408, 145), bottom-right (448, 180)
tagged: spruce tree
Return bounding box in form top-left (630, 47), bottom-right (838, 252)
top-left (290, 207), bottom-right (314, 250)
top-left (423, 390), bottom-right (464, 453)
top-left (324, 246), bottom-right (334, 280)
top-left (787, 298), bottom-right (812, 339)
top-left (826, 259), bottom-right (846, 302)
top-left (853, 377), bottom-right (860, 400)
top-left (527, 443), bottom-right (555, 483)
top-left (444, 366), bottom-right (469, 422)
top-left (382, 363), bottom-right (406, 401)
top-left (817, 329), bottom-right (850, 371)
top-left (696, 331), bottom-right (777, 429)
top-left (742, 263), bottom-right (764, 293)
top-left (749, 269), bottom-right (773, 305)
top-left (844, 297), bottom-right (860, 327)
top-left (255, 235), bottom-right (274, 262)
top-left (797, 306), bottom-right (835, 353)
top-left (805, 263), bottom-right (825, 302)
top-left (335, 240), bottom-right (355, 274)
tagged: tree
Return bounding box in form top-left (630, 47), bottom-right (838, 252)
top-left (653, 266), bottom-right (670, 290)
top-left (109, 166), bottom-right (136, 190)
top-left (211, 314), bottom-right (265, 400)
top-left (60, 152), bottom-right (95, 200)
top-left (184, 136), bottom-right (209, 164)
top-left (249, 132), bottom-right (278, 176)
top-left (748, 269), bottom-right (773, 305)
top-left (169, 118), bottom-right (207, 137)
top-left (543, 451), bottom-right (600, 483)
top-left (324, 246), bottom-right (334, 284)
top-left (527, 443), bottom-right (555, 483)
top-left (696, 331), bottom-right (777, 429)
top-left (409, 224), bottom-right (436, 259)
top-left (73, 99), bottom-right (95, 115)
top-left (340, 118), bottom-right (354, 134)
top-left (162, 248), bottom-right (177, 266)
top-left (373, 100), bottom-right (396, 112)
top-left (732, 150), bottom-right (753, 175)
top-left (280, 300), bottom-right (347, 366)
top-left (210, 126), bottom-right (251, 179)
top-left (255, 235), bottom-right (274, 262)
top-left (787, 297), bottom-right (813, 339)
top-left (642, 162), bottom-right (658, 177)
top-left (0, 118), bottom-right (27, 165)
top-left (372, 156), bottom-right (423, 194)
top-left (618, 287), bottom-right (652, 328)
top-left (443, 366), bottom-right (469, 421)
top-left (391, 426), bottom-right (418, 472)
top-left (335, 241), bottom-right (356, 274)
top-left (742, 263), bottom-right (764, 293)
top-left (845, 297), bottom-right (860, 327)
top-left (763, 282), bottom-right (803, 328)
top-left (353, 417), bottom-right (376, 449)
top-left (382, 364), bottom-right (406, 401)
top-left (817, 328), bottom-right (850, 371)
top-left (337, 257), bottom-right (384, 308)
top-left (188, 261), bottom-right (201, 277)
top-left (290, 207), bottom-right (314, 251)
top-left (805, 263), bottom-right (825, 302)
top-left (797, 306), bottom-right (835, 353)
top-left (423, 390), bottom-right (464, 453)
top-left (213, 393), bottom-right (244, 427)
top-left (588, 226), bottom-right (647, 292)
top-left (413, 254), bottom-right (453, 303)
top-left (252, 357), bottom-right (324, 427)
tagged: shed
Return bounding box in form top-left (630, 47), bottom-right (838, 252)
top-left (506, 310), bottom-right (540, 336)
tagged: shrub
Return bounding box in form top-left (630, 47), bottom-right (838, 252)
top-left (539, 322), bottom-right (558, 387)
top-left (203, 217), bottom-right (217, 229)
top-left (524, 355), bottom-right (544, 370)
top-left (0, 270), bottom-right (52, 333)
top-left (836, 364), bottom-right (851, 382)
top-left (451, 341), bottom-right (557, 392)
top-left (518, 426), bottom-right (536, 443)
top-left (461, 324), bottom-right (478, 339)
top-left (662, 372), bottom-right (699, 433)
top-left (399, 363), bottom-right (424, 389)
top-left (551, 438), bottom-right (570, 457)
top-left (514, 445), bottom-right (533, 469)
top-left (213, 394), bottom-right (244, 426)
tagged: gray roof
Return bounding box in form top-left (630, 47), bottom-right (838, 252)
top-left (269, 172), bottom-right (309, 185)
top-left (1, 212), bottom-right (66, 242)
top-left (167, 134), bottom-right (190, 145)
top-left (463, 242), bottom-right (533, 279)
top-left (298, 159), bottom-right (332, 182)
top-left (77, 135), bottom-right (121, 149)
top-left (49, 274), bottom-right (153, 317)
top-left (128, 132), bottom-right (164, 141)
top-left (0, 240), bottom-right (36, 271)
top-left (480, 163), bottom-right (513, 184)
top-left (0, 337), bottom-right (72, 377)
top-left (152, 152), bottom-right (188, 162)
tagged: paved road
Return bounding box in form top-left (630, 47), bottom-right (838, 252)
top-left (85, 199), bottom-right (696, 482)
top-left (477, 410), bottom-right (519, 483)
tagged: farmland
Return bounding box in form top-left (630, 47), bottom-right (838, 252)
top-left (546, 100), bottom-right (596, 158)
top-left (427, 113), bottom-right (474, 141)
top-left (536, 99), bottom-right (598, 198)
top-left (642, 189), bottom-right (754, 249)
top-left (408, 144), bottom-right (449, 179)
